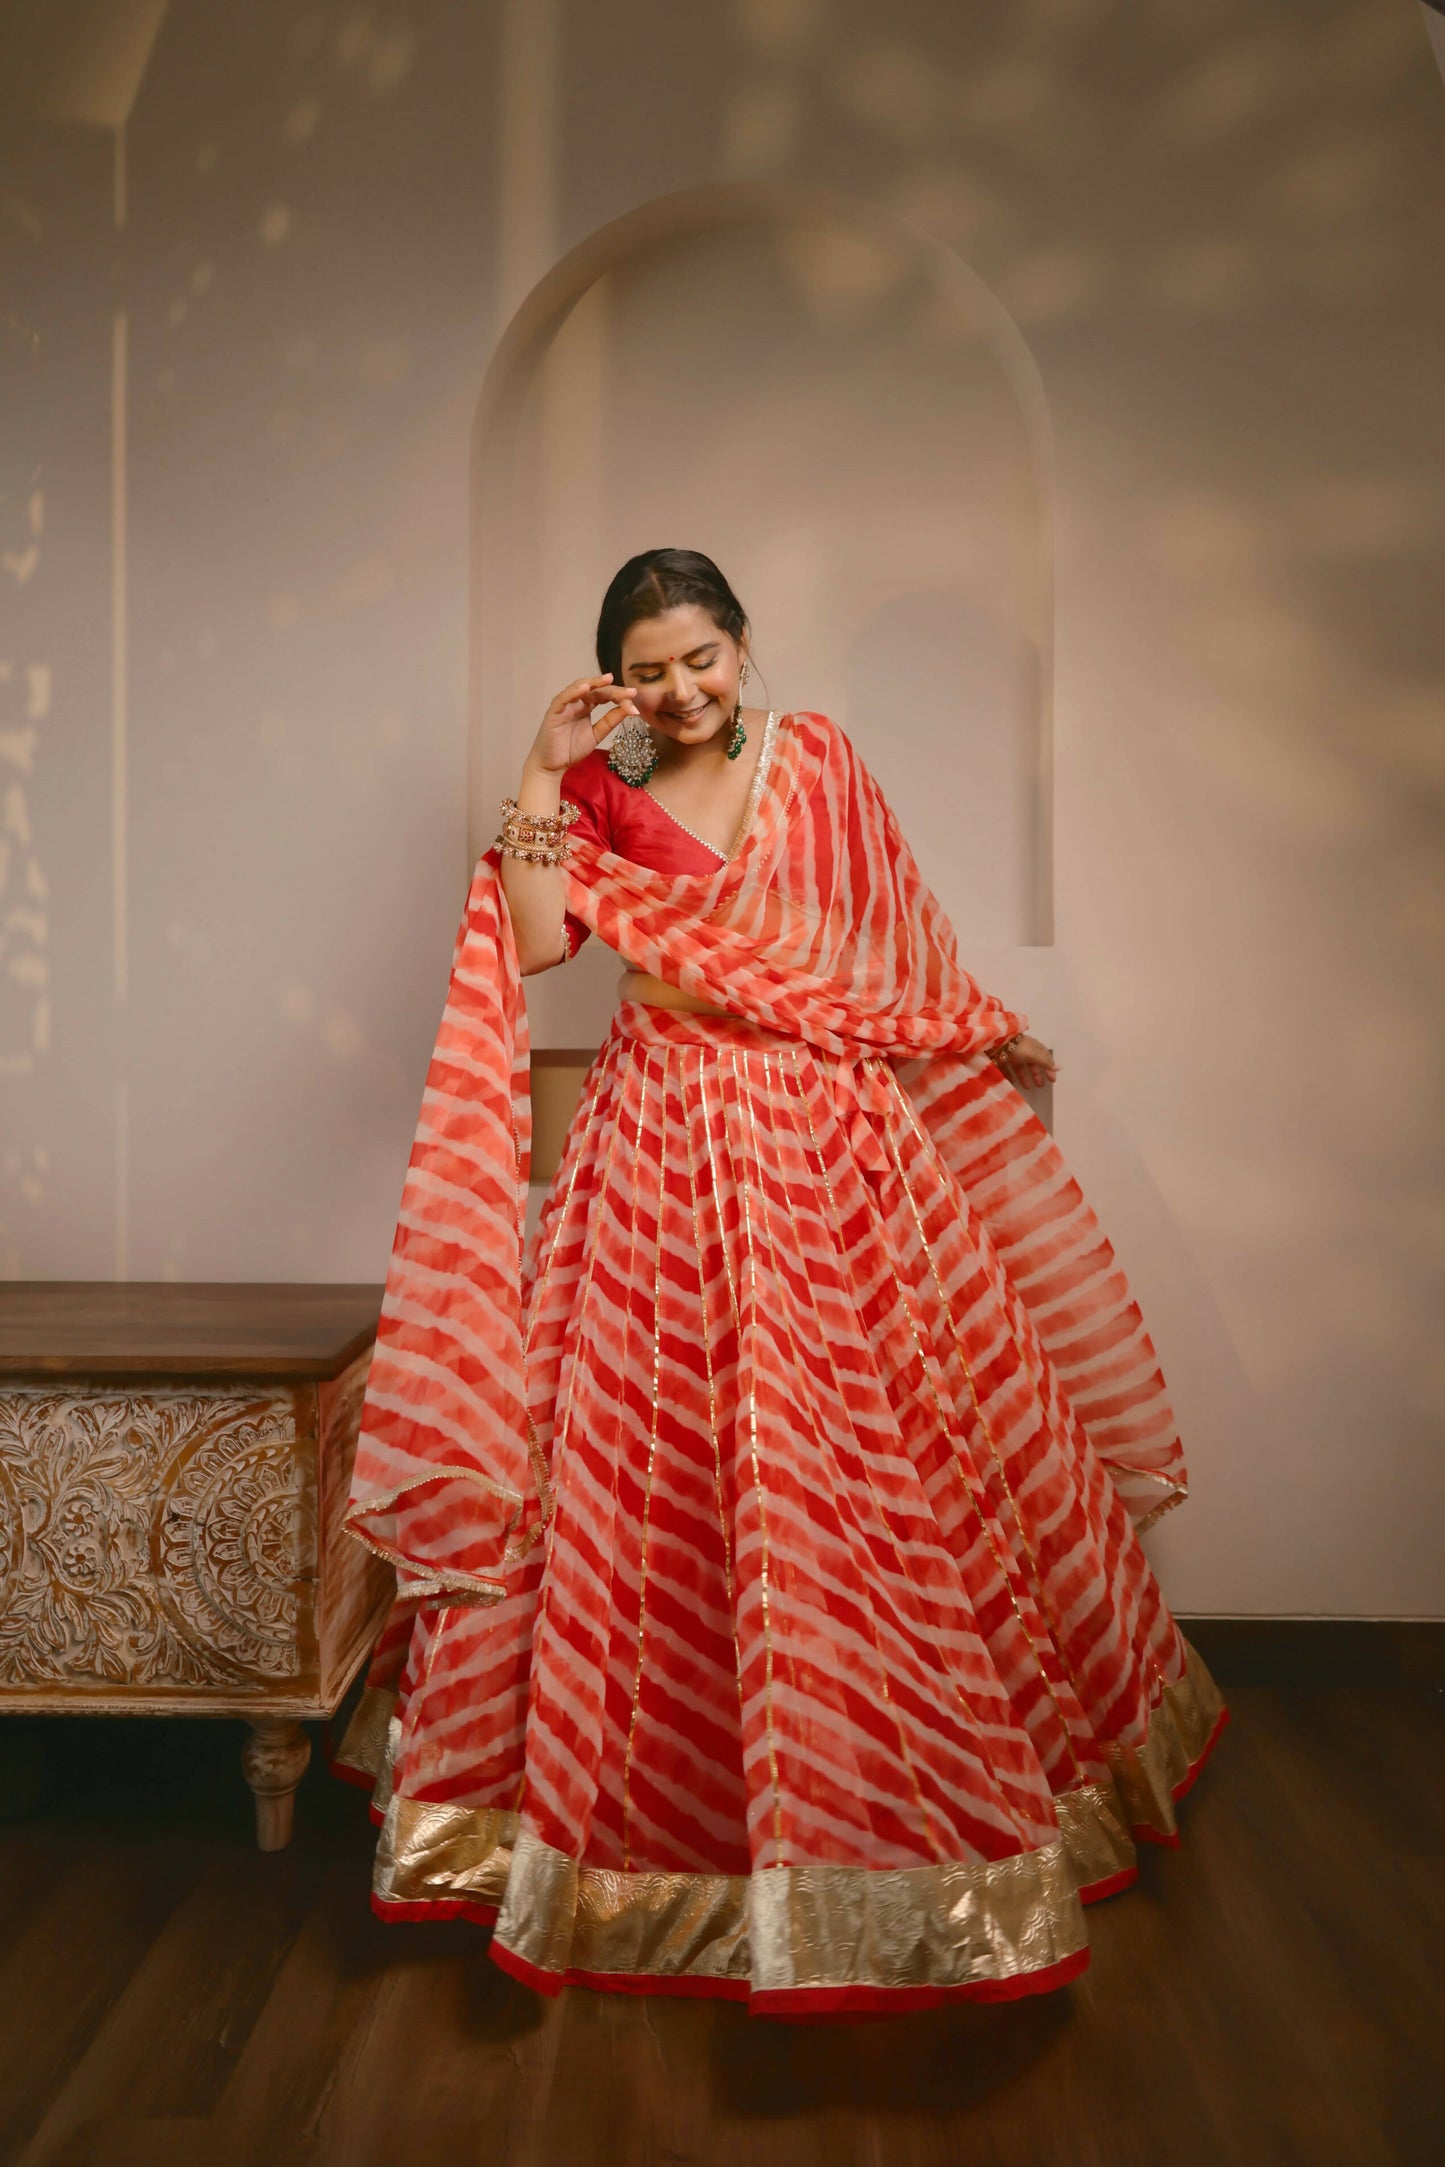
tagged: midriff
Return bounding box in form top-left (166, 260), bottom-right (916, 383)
top-left (617, 968), bottom-right (736, 1019)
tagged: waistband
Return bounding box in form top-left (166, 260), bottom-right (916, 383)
top-left (608, 1000), bottom-right (803, 1054)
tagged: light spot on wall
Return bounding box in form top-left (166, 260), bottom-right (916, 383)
top-left (889, 168), bottom-right (1003, 252)
top-left (267, 593), bottom-right (301, 629)
top-left (0, 728), bottom-right (37, 775)
top-left (833, 46), bottom-right (943, 143)
top-left (775, 229), bottom-right (906, 323)
top-left (1155, 42), bottom-right (1290, 143)
top-left (734, 0), bottom-right (821, 61)
top-left (281, 984), bottom-right (316, 1024)
top-left (3, 783), bottom-right (32, 849)
top-left (364, 27), bottom-right (416, 98)
top-left (167, 298), bottom-right (188, 327)
top-left (259, 711), bottom-right (287, 748)
top-left (721, 83), bottom-right (799, 179)
top-left (322, 1010), bottom-right (363, 1059)
top-left (195, 144), bottom-right (219, 173)
top-left (286, 97), bottom-right (323, 144)
top-left (260, 202), bottom-right (293, 246)
top-left (335, 14), bottom-right (417, 97)
top-left (0, 640), bottom-right (47, 1085)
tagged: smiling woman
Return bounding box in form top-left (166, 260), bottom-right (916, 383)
top-left (337, 546), bottom-right (1225, 2019)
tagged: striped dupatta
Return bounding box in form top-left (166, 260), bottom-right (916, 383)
top-left (345, 711), bottom-right (1188, 1611)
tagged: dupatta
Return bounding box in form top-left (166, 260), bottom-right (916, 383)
top-left (346, 711), bottom-right (1187, 1610)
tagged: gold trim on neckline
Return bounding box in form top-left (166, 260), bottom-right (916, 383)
top-left (644, 708), bottom-right (779, 864)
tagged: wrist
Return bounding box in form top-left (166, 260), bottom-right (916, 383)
top-left (518, 759), bottom-right (564, 808)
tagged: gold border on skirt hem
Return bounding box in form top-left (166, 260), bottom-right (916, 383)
top-left (496, 1826), bottom-right (1084, 1994)
top-left (340, 1639), bottom-right (1226, 1985)
top-left (1105, 1641), bottom-right (1226, 1838)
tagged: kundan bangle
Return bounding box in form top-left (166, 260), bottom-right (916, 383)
top-left (496, 795), bottom-right (581, 866)
top-left (989, 1030), bottom-right (1025, 1065)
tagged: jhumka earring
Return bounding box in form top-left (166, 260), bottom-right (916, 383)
top-left (727, 659), bottom-right (749, 761)
top-left (606, 713), bottom-right (661, 788)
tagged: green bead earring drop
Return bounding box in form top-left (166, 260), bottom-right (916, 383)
top-left (727, 660), bottom-right (750, 760)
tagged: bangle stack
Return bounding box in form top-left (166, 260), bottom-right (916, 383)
top-left (496, 795), bottom-right (580, 866)
top-left (989, 1030), bottom-right (1025, 1065)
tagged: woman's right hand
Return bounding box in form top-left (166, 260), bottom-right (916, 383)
top-left (528, 673), bottom-right (639, 777)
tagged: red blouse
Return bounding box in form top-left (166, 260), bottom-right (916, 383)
top-left (558, 749), bottom-right (725, 958)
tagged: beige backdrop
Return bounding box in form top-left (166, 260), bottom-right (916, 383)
top-left (2, 0), bottom-right (1442, 1620)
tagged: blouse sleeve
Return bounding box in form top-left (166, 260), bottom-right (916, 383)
top-left (557, 754), bottom-right (611, 959)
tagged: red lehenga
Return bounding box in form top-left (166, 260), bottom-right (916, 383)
top-left (336, 708), bottom-right (1226, 2017)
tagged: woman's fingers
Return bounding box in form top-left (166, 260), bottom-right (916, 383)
top-left (1000, 1050), bottom-right (1059, 1091)
top-left (549, 673), bottom-right (624, 717)
top-left (589, 696), bottom-right (638, 732)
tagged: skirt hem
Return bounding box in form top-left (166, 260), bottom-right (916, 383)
top-left (336, 1641), bottom-right (1227, 2015)
top-left (486, 1935), bottom-right (1092, 2018)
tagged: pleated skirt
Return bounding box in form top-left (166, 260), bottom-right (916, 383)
top-left (338, 1001), bottom-right (1226, 2017)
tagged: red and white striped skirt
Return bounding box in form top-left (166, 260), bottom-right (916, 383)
top-left (339, 1001), bottom-right (1225, 2017)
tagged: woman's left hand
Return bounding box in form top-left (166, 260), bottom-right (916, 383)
top-left (995, 1033), bottom-right (1058, 1090)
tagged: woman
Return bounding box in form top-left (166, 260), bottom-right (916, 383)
top-left (338, 548), bottom-right (1226, 2018)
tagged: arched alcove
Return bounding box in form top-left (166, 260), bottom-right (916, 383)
top-left (469, 183), bottom-right (1055, 1048)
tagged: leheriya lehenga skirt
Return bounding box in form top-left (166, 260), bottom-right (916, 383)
top-left (336, 1000), bottom-right (1227, 2017)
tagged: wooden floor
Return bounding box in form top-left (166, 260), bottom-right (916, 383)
top-left (1, 1687), bottom-right (1441, 2167)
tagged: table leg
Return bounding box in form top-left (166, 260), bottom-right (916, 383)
top-left (241, 1717), bottom-right (312, 1851)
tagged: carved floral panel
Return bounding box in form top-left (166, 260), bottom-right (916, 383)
top-left (0, 1386), bottom-right (317, 1692)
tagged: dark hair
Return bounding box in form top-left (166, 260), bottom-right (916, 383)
top-left (595, 548), bottom-right (749, 682)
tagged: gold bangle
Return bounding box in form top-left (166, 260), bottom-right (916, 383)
top-left (497, 795), bottom-right (579, 835)
top-left (989, 1030), bottom-right (1025, 1065)
top-left (496, 795), bottom-right (580, 865)
top-left (497, 837), bottom-right (575, 865)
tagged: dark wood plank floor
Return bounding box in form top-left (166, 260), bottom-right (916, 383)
top-left (2, 1687), bottom-right (1441, 2166)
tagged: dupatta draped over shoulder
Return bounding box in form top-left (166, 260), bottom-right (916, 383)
top-left (346, 711), bottom-right (1188, 1605)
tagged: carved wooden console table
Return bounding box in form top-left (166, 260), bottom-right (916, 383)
top-left (0, 1283), bottom-right (393, 1849)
